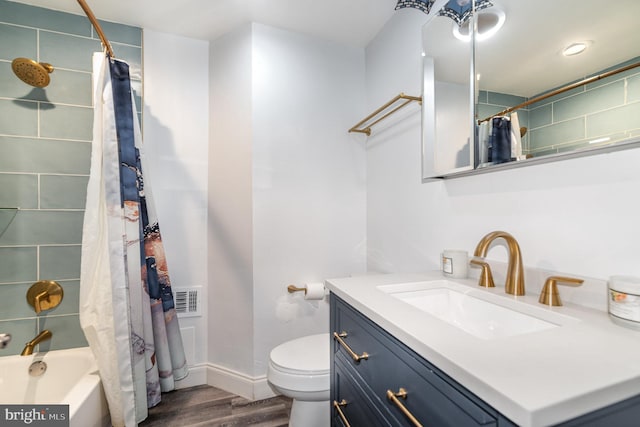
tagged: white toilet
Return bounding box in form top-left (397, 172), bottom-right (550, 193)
top-left (267, 333), bottom-right (330, 427)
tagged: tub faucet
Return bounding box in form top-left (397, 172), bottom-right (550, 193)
top-left (474, 231), bottom-right (525, 296)
top-left (0, 333), bottom-right (11, 349)
top-left (21, 330), bottom-right (52, 356)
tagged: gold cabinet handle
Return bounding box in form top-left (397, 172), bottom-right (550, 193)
top-left (386, 388), bottom-right (424, 427)
top-left (333, 399), bottom-right (351, 427)
top-left (333, 331), bottom-right (369, 363)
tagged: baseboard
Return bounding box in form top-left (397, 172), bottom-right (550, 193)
top-left (175, 364), bottom-right (207, 390)
top-left (253, 375), bottom-right (279, 401)
top-left (206, 363), bottom-right (278, 401)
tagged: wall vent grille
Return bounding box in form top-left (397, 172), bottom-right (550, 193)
top-left (172, 287), bottom-right (202, 317)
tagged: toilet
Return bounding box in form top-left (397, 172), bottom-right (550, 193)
top-left (267, 333), bottom-right (330, 427)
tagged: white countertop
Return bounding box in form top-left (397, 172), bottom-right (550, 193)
top-left (325, 272), bottom-right (640, 427)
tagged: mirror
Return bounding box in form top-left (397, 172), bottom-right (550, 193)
top-left (421, 3), bottom-right (474, 178)
top-left (422, 0), bottom-right (640, 179)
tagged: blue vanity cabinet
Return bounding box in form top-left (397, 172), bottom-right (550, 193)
top-left (330, 293), bottom-right (640, 427)
top-left (330, 293), bottom-right (516, 427)
top-left (333, 359), bottom-right (393, 427)
top-left (556, 394), bottom-right (640, 427)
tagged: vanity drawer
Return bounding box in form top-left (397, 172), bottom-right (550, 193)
top-left (331, 294), bottom-right (498, 427)
top-left (333, 359), bottom-right (391, 427)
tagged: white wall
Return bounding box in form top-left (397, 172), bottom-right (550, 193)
top-left (208, 23), bottom-right (366, 397)
top-left (366, 11), bottom-right (640, 287)
top-left (208, 25), bottom-right (256, 378)
top-left (143, 29), bottom-right (210, 378)
top-left (251, 23), bottom-right (367, 377)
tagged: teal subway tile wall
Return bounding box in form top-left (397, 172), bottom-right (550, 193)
top-left (477, 57), bottom-right (640, 156)
top-left (0, 0), bottom-right (142, 356)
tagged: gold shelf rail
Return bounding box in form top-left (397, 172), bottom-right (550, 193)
top-left (349, 93), bottom-right (422, 136)
top-left (479, 60), bottom-right (640, 123)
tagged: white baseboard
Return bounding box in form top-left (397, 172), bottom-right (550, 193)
top-left (206, 363), bottom-right (278, 401)
top-left (175, 364), bottom-right (207, 390)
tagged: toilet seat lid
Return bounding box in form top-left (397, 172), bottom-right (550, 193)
top-left (270, 333), bottom-right (330, 375)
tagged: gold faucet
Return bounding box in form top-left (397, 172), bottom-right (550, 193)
top-left (474, 231), bottom-right (525, 296)
top-left (20, 330), bottom-right (52, 356)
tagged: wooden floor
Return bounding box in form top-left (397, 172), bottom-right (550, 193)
top-left (139, 385), bottom-right (292, 427)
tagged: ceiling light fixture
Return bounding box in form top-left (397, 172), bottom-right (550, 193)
top-left (563, 42), bottom-right (588, 56)
top-left (453, 8), bottom-right (505, 42)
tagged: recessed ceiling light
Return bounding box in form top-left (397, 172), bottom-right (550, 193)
top-left (563, 42), bottom-right (588, 56)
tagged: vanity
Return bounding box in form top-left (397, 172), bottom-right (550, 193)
top-left (326, 272), bottom-right (640, 426)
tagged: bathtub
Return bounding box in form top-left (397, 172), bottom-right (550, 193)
top-left (0, 346), bottom-right (110, 427)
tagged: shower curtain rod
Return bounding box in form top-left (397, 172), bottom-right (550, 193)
top-left (478, 60), bottom-right (640, 123)
top-left (76, 0), bottom-right (115, 58)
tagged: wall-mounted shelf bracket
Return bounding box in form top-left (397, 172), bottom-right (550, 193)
top-left (349, 93), bottom-right (422, 136)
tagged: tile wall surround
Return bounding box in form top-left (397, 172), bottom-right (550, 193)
top-left (477, 57), bottom-right (640, 157)
top-left (0, 0), bottom-right (142, 356)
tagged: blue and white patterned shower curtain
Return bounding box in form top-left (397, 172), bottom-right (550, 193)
top-left (80, 52), bottom-right (188, 427)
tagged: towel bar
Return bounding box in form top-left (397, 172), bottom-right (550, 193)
top-left (349, 93), bottom-right (422, 136)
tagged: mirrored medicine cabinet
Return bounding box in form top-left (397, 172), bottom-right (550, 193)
top-left (422, 0), bottom-right (640, 180)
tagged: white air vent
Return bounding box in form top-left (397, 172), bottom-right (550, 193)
top-left (172, 287), bottom-right (202, 318)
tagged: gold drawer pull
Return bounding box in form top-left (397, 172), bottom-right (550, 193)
top-left (387, 388), bottom-right (424, 427)
top-left (333, 399), bottom-right (351, 427)
top-left (333, 331), bottom-right (369, 363)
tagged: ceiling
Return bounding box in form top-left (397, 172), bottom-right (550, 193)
top-left (424, 0), bottom-right (640, 97)
top-left (11, 0), bottom-right (400, 48)
top-left (14, 0), bottom-right (637, 99)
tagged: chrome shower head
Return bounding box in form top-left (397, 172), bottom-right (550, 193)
top-left (11, 58), bottom-right (54, 88)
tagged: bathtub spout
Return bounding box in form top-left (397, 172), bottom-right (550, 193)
top-left (21, 330), bottom-right (52, 356)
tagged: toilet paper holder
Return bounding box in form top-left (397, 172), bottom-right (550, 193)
top-left (287, 285), bottom-right (306, 295)
top-left (287, 283), bottom-right (326, 300)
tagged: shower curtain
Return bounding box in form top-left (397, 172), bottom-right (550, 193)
top-left (80, 52), bottom-right (188, 427)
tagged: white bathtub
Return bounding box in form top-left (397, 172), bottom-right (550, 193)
top-left (0, 346), bottom-right (110, 427)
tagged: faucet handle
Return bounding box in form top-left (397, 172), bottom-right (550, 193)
top-left (469, 258), bottom-right (495, 288)
top-left (538, 276), bottom-right (584, 307)
top-left (26, 281), bottom-right (64, 314)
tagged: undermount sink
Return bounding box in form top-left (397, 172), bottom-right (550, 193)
top-left (378, 280), bottom-right (579, 340)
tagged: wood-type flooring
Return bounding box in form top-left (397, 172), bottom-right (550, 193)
top-left (139, 385), bottom-right (292, 427)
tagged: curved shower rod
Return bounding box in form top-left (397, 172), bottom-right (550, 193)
top-left (76, 0), bottom-right (115, 58)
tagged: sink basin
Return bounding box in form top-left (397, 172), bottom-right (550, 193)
top-left (378, 280), bottom-right (579, 340)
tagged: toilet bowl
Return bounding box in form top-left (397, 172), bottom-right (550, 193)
top-left (268, 333), bottom-right (330, 427)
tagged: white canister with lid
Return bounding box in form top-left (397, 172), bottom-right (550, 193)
top-left (608, 276), bottom-right (640, 330)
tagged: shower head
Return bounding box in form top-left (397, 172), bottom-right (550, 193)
top-left (11, 58), bottom-right (54, 88)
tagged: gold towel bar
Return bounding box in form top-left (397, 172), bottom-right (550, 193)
top-left (349, 93), bottom-right (422, 136)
